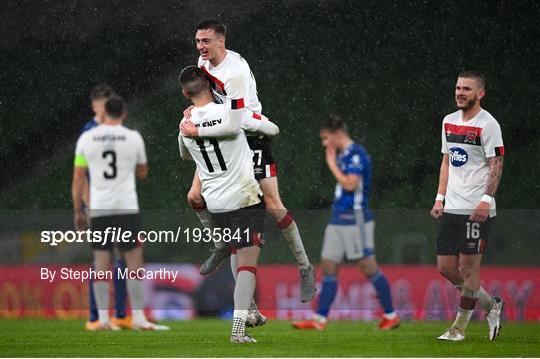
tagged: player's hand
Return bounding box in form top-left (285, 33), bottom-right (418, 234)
top-left (430, 201), bottom-right (444, 218)
top-left (180, 120), bottom-right (199, 137)
top-left (469, 201), bottom-right (490, 222)
top-left (183, 105), bottom-right (194, 119)
top-left (325, 146), bottom-right (337, 167)
top-left (74, 210), bottom-right (87, 231)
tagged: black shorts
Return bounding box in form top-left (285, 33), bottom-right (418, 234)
top-left (247, 136), bottom-right (277, 181)
top-left (211, 201), bottom-right (265, 249)
top-left (90, 214), bottom-right (142, 251)
top-left (436, 213), bottom-right (493, 255)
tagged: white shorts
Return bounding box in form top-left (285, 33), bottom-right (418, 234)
top-left (321, 221), bottom-right (375, 263)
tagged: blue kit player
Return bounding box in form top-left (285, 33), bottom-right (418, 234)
top-left (293, 115), bottom-right (400, 330)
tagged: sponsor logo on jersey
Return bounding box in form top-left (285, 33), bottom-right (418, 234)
top-left (449, 147), bottom-right (468, 167)
top-left (466, 241), bottom-right (477, 249)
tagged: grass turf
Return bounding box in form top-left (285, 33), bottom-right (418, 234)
top-left (1, 318), bottom-right (539, 357)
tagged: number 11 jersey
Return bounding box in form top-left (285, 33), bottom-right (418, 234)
top-left (180, 102), bottom-right (262, 213)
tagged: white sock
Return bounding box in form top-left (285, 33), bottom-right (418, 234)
top-left (230, 254), bottom-right (238, 280)
top-left (127, 279), bottom-right (146, 324)
top-left (452, 308), bottom-right (474, 332)
top-left (455, 283), bottom-right (494, 312)
top-left (233, 269), bottom-right (256, 335)
top-left (92, 281), bottom-right (110, 324)
top-left (278, 213), bottom-right (309, 269)
top-left (383, 312), bottom-right (397, 319)
top-left (195, 208), bottom-right (225, 249)
top-left (231, 254), bottom-right (258, 311)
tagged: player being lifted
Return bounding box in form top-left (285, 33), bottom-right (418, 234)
top-left (72, 95), bottom-right (168, 331)
top-left (431, 71), bottom-right (504, 341)
top-left (178, 65), bottom-right (275, 343)
top-left (184, 19), bottom-right (316, 304)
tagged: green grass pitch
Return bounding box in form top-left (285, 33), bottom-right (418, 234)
top-left (1, 318), bottom-right (539, 357)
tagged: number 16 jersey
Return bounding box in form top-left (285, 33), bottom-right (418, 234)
top-left (74, 124), bottom-right (147, 217)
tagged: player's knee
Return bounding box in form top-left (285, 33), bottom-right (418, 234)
top-left (438, 265), bottom-right (455, 280)
top-left (459, 263), bottom-right (474, 279)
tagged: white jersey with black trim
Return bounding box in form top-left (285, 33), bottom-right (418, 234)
top-left (75, 124), bottom-right (147, 217)
top-left (198, 50), bottom-right (262, 114)
top-left (179, 102), bottom-right (262, 213)
top-left (441, 108), bottom-right (504, 216)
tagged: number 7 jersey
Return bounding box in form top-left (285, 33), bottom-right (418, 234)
top-left (179, 102), bottom-right (262, 213)
top-left (74, 124), bottom-right (147, 217)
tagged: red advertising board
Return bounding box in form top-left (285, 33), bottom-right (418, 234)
top-left (1, 264), bottom-right (538, 321)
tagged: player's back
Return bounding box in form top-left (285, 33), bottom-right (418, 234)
top-left (76, 124), bottom-right (146, 216)
top-left (198, 50), bottom-right (262, 114)
top-left (181, 102), bottom-right (261, 213)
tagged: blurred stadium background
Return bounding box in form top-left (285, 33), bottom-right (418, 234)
top-left (1, 0), bottom-right (539, 324)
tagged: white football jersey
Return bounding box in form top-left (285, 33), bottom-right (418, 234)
top-left (198, 50), bottom-right (262, 114)
top-left (179, 102), bottom-right (262, 213)
top-left (441, 109), bottom-right (504, 216)
top-left (75, 124), bottom-right (147, 217)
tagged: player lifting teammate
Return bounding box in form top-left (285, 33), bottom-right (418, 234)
top-left (178, 66), bottom-right (270, 343)
top-left (184, 20), bottom-right (316, 304)
top-left (431, 71), bottom-right (504, 341)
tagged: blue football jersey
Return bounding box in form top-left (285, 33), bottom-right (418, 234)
top-left (330, 142), bottom-right (374, 225)
top-left (81, 118), bottom-right (98, 134)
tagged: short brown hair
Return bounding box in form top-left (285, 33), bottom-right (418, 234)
top-left (458, 71), bottom-right (486, 89)
top-left (197, 19), bottom-right (226, 37)
top-left (178, 66), bottom-right (210, 98)
top-left (89, 84), bottom-right (113, 100)
top-left (320, 114), bottom-right (348, 133)
top-left (105, 95), bottom-right (126, 119)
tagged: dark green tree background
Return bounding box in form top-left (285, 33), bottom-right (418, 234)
top-left (1, 0), bottom-right (539, 210)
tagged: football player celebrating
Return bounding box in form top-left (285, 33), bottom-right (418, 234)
top-left (431, 71), bottom-right (504, 341)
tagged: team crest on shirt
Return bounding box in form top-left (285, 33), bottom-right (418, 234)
top-left (464, 131), bottom-right (477, 144)
top-left (449, 147), bottom-right (468, 167)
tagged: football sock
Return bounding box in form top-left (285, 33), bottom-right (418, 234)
top-left (113, 257), bottom-right (127, 319)
top-left (127, 279), bottom-right (146, 324)
top-left (233, 267), bottom-right (257, 336)
top-left (88, 263), bottom-right (99, 322)
top-left (193, 204), bottom-right (225, 249)
top-left (316, 275), bottom-right (338, 317)
top-left (231, 253), bottom-right (259, 312)
top-left (276, 211), bottom-right (310, 269)
top-left (452, 286), bottom-right (478, 332)
top-left (92, 280), bottom-right (110, 324)
top-left (455, 282), bottom-right (494, 312)
top-left (368, 270), bottom-right (395, 315)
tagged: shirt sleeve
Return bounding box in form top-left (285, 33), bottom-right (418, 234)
top-left (136, 132), bottom-right (147, 165)
top-left (482, 119), bottom-right (504, 158)
top-left (197, 104), bottom-right (242, 137)
top-left (241, 112), bottom-right (280, 137)
top-left (74, 134), bottom-right (88, 167)
top-left (345, 150), bottom-right (364, 176)
top-left (441, 120), bottom-right (448, 154)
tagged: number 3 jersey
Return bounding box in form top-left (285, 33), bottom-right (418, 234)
top-left (74, 124), bottom-right (147, 217)
top-left (441, 108), bottom-right (504, 216)
top-left (179, 102), bottom-right (262, 213)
